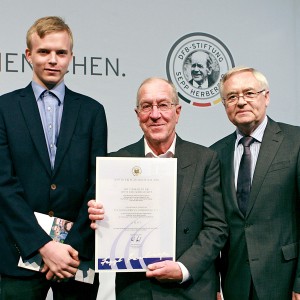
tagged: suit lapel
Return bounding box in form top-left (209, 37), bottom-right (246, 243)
top-left (19, 85), bottom-right (52, 175)
top-left (246, 118), bottom-right (283, 216)
top-left (221, 134), bottom-right (238, 210)
top-left (174, 137), bottom-right (194, 219)
top-left (53, 88), bottom-right (81, 175)
top-left (130, 138), bottom-right (145, 157)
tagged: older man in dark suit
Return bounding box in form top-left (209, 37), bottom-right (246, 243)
top-left (89, 77), bottom-right (228, 299)
top-left (211, 66), bottom-right (300, 300)
top-left (0, 16), bottom-right (107, 299)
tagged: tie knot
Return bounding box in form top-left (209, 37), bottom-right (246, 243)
top-left (239, 136), bottom-right (255, 148)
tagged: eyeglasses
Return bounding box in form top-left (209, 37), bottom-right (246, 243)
top-left (138, 102), bottom-right (175, 113)
top-left (222, 89), bottom-right (266, 106)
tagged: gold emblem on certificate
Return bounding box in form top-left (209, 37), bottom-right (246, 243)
top-left (132, 166), bottom-right (142, 176)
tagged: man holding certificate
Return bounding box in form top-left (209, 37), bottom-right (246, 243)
top-left (89, 77), bottom-right (228, 299)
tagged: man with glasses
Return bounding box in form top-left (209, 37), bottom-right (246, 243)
top-left (89, 77), bottom-right (228, 299)
top-left (211, 66), bottom-right (300, 299)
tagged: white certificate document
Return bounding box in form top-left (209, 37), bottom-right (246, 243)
top-left (95, 157), bottom-right (177, 272)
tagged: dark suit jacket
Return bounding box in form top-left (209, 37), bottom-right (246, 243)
top-left (0, 84), bottom-right (107, 276)
top-left (112, 136), bottom-right (228, 299)
top-left (211, 117), bottom-right (300, 300)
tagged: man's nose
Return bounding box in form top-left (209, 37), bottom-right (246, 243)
top-left (149, 105), bottom-right (161, 118)
top-left (236, 95), bottom-right (248, 105)
top-left (49, 52), bottom-right (57, 64)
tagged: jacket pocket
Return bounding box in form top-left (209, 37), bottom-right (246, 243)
top-left (281, 242), bottom-right (299, 261)
top-left (268, 160), bottom-right (290, 172)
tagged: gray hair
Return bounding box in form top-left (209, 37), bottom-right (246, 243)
top-left (136, 77), bottom-right (179, 107)
top-left (219, 66), bottom-right (269, 98)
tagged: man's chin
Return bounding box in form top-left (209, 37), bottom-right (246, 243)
top-left (43, 79), bottom-right (61, 89)
top-left (147, 133), bottom-right (164, 143)
top-left (192, 76), bottom-right (203, 81)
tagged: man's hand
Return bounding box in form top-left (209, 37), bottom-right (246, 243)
top-left (292, 292), bottom-right (300, 300)
top-left (39, 241), bottom-right (80, 280)
top-left (88, 199), bottom-right (105, 230)
top-left (146, 260), bottom-right (183, 282)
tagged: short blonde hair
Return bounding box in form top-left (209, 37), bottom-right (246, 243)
top-left (26, 16), bottom-right (73, 50)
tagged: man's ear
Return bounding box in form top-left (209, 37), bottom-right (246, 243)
top-left (207, 66), bottom-right (212, 75)
top-left (135, 108), bottom-right (140, 120)
top-left (25, 48), bottom-right (32, 64)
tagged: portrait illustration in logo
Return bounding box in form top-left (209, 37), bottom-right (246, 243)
top-left (184, 50), bottom-right (219, 89)
top-left (166, 33), bottom-right (235, 107)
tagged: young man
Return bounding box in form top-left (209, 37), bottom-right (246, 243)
top-left (0, 16), bottom-right (107, 299)
top-left (89, 77), bottom-right (228, 299)
top-left (211, 66), bottom-right (300, 300)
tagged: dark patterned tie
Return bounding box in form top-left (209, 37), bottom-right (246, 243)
top-left (237, 136), bottom-right (255, 216)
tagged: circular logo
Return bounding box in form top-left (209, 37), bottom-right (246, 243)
top-left (132, 166), bottom-right (142, 176)
top-left (166, 33), bottom-right (235, 107)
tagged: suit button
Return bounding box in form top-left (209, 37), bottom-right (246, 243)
top-left (183, 227), bottom-right (189, 234)
top-left (14, 244), bottom-right (20, 253)
top-left (51, 184), bottom-right (57, 190)
top-left (48, 211), bottom-right (54, 217)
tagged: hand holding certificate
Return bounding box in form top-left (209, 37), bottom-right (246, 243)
top-left (95, 157), bottom-right (177, 272)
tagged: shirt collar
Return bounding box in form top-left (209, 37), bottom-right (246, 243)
top-left (144, 135), bottom-right (176, 158)
top-left (236, 115), bottom-right (268, 144)
top-left (31, 81), bottom-right (65, 104)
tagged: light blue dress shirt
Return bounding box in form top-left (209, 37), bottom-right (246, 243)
top-left (32, 81), bottom-right (65, 169)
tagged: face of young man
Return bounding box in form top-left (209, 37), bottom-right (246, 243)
top-left (222, 71), bottom-right (270, 135)
top-left (135, 79), bottom-right (181, 154)
top-left (25, 31), bottom-right (73, 90)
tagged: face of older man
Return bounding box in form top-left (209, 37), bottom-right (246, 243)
top-left (135, 79), bottom-right (181, 155)
top-left (190, 51), bottom-right (211, 85)
top-left (222, 70), bottom-right (270, 135)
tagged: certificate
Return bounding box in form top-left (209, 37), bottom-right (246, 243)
top-left (95, 157), bottom-right (177, 272)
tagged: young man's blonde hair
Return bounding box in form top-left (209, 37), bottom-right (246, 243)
top-left (26, 16), bottom-right (73, 50)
